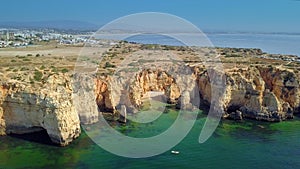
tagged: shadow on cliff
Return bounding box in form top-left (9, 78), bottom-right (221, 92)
top-left (9, 129), bottom-right (55, 146)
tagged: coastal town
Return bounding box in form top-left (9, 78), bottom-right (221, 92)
top-left (1, 28), bottom-right (300, 64)
top-left (0, 28), bottom-right (99, 48)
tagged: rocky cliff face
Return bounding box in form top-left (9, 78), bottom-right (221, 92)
top-left (1, 64), bottom-right (299, 146)
top-left (198, 66), bottom-right (299, 121)
top-left (0, 74), bottom-right (81, 146)
top-left (258, 67), bottom-right (300, 111)
top-left (94, 77), bottom-right (117, 113)
top-left (73, 73), bottom-right (99, 125)
top-left (130, 69), bottom-right (181, 107)
top-left (92, 69), bottom-right (201, 114)
top-left (94, 66), bottom-right (299, 122)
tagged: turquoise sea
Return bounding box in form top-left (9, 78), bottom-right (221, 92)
top-left (0, 108), bottom-right (300, 169)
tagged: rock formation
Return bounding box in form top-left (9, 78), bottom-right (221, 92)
top-left (129, 69), bottom-right (181, 107)
top-left (94, 77), bottom-right (117, 113)
top-left (1, 42), bottom-right (300, 146)
top-left (92, 65), bottom-right (299, 122)
top-left (0, 74), bottom-right (81, 146)
top-left (73, 73), bottom-right (99, 125)
top-left (119, 105), bottom-right (127, 123)
top-left (198, 66), bottom-right (300, 122)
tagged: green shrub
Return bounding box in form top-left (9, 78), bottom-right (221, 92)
top-left (40, 65), bottom-right (46, 70)
top-left (51, 67), bottom-right (58, 73)
top-left (33, 71), bottom-right (43, 82)
top-left (20, 67), bottom-right (29, 71)
top-left (225, 54), bottom-right (243, 58)
top-left (61, 68), bottom-right (69, 73)
top-left (104, 62), bottom-right (116, 68)
top-left (22, 58), bottom-right (31, 61)
top-left (6, 67), bottom-right (12, 71)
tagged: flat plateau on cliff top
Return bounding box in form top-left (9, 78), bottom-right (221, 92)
top-left (0, 41), bottom-right (299, 85)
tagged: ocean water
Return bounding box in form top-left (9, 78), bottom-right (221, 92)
top-left (0, 109), bottom-right (300, 169)
top-left (124, 33), bottom-right (300, 56)
top-left (208, 33), bottom-right (300, 56)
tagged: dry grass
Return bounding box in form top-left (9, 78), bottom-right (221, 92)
top-left (1, 41), bottom-right (298, 85)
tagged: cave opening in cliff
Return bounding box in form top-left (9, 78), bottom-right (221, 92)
top-left (9, 127), bottom-right (54, 146)
top-left (227, 105), bottom-right (241, 113)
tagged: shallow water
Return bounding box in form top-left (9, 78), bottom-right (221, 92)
top-left (0, 109), bottom-right (299, 169)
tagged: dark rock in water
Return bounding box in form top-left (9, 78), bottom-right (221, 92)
top-left (240, 106), bottom-right (287, 122)
top-left (235, 110), bottom-right (243, 120)
top-left (286, 112), bottom-right (294, 119)
top-left (283, 102), bottom-right (294, 119)
top-left (229, 110), bottom-right (243, 121)
top-left (222, 113), bottom-right (230, 119)
top-left (271, 111), bottom-right (281, 120)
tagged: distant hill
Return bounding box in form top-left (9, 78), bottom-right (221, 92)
top-left (0, 20), bottom-right (100, 31)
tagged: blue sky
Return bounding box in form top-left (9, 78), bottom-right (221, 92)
top-left (1, 0), bottom-right (300, 32)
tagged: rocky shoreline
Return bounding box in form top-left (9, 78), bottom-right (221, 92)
top-left (91, 65), bottom-right (299, 123)
top-left (0, 43), bottom-right (299, 146)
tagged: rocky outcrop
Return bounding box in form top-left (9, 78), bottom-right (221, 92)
top-left (0, 105), bottom-right (5, 135)
top-left (73, 74), bottom-right (99, 125)
top-left (198, 66), bottom-right (300, 122)
top-left (258, 67), bottom-right (300, 112)
top-left (228, 110), bottom-right (243, 121)
top-left (130, 69), bottom-right (181, 107)
top-left (119, 105), bottom-right (127, 123)
top-left (0, 74), bottom-right (81, 146)
top-left (94, 77), bottom-right (117, 113)
top-left (1, 63), bottom-right (299, 146)
top-left (93, 65), bottom-right (299, 122)
top-left (93, 68), bottom-right (200, 115)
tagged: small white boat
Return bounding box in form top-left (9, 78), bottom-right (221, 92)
top-left (171, 150), bottom-right (180, 155)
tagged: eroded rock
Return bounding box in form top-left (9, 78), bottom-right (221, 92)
top-left (0, 74), bottom-right (81, 146)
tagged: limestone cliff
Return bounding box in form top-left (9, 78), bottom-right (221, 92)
top-left (94, 66), bottom-right (299, 122)
top-left (92, 69), bottom-right (200, 114)
top-left (198, 66), bottom-right (299, 121)
top-left (94, 77), bottom-right (117, 113)
top-left (2, 42), bottom-right (300, 147)
top-left (130, 69), bottom-right (181, 107)
top-left (73, 73), bottom-right (99, 125)
top-left (0, 74), bottom-right (81, 146)
top-left (258, 67), bottom-right (300, 111)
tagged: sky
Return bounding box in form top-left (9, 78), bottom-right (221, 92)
top-left (0, 0), bottom-right (300, 33)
